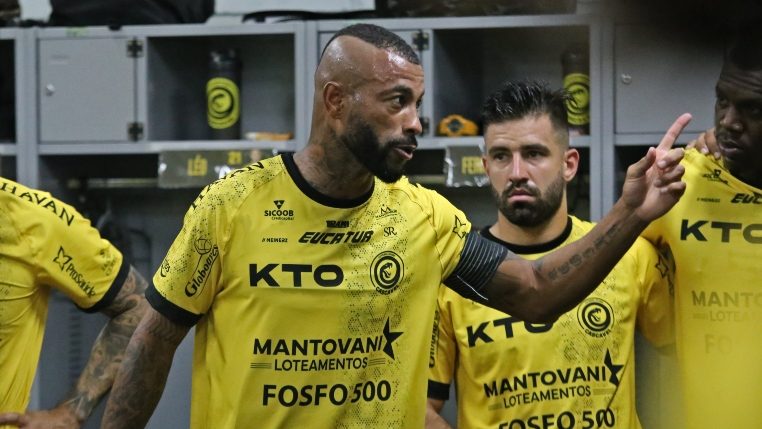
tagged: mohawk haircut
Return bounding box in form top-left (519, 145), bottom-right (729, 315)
top-left (481, 80), bottom-right (572, 137)
top-left (322, 23), bottom-right (420, 65)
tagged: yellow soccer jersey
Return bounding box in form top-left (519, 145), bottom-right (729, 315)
top-left (642, 148), bottom-right (762, 429)
top-left (149, 153), bottom-right (470, 428)
top-left (429, 216), bottom-right (673, 429)
top-left (0, 178), bottom-right (126, 414)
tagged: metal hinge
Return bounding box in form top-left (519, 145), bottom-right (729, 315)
top-left (128, 122), bottom-right (144, 141)
top-left (127, 39), bottom-right (144, 58)
top-left (412, 30), bottom-right (429, 51)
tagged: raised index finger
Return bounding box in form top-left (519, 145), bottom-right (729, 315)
top-left (657, 113), bottom-right (693, 151)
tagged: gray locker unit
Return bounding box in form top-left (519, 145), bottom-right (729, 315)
top-left (614, 24), bottom-right (722, 140)
top-left (600, 21), bottom-right (725, 210)
top-left (38, 36), bottom-right (137, 143)
top-left (142, 23), bottom-right (305, 148)
top-left (35, 23), bottom-right (305, 156)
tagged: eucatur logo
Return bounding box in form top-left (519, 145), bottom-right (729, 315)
top-left (577, 298), bottom-right (614, 338)
top-left (370, 251), bottom-right (404, 295)
top-left (265, 200), bottom-right (294, 220)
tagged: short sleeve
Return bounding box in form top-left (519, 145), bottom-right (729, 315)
top-left (428, 286), bottom-right (457, 400)
top-left (18, 192), bottom-right (126, 311)
top-left (421, 187), bottom-right (471, 279)
top-left (633, 238), bottom-right (675, 347)
top-left (149, 187), bottom-right (225, 326)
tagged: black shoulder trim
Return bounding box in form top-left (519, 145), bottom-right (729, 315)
top-left (146, 284), bottom-right (203, 327)
top-left (444, 232), bottom-right (508, 303)
top-left (79, 257), bottom-right (130, 314)
top-left (428, 380), bottom-right (451, 400)
top-left (282, 152), bottom-right (374, 208)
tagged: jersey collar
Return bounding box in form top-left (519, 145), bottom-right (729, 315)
top-left (479, 216), bottom-right (573, 255)
top-left (281, 152), bottom-right (375, 208)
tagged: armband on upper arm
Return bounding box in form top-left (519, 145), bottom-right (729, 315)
top-left (443, 232), bottom-right (508, 303)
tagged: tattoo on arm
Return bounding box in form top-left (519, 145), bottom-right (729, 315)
top-left (546, 222), bottom-right (621, 281)
top-left (57, 266), bottom-right (149, 423)
top-left (102, 308), bottom-right (189, 429)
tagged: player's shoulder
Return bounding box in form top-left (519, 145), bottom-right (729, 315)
top-left (682, 147), bottom-right (722, 177)
top-left (385, 177), bottom-right (455, 211)
top-left (0, 176), bottom-right (82, 225)
top-left (188, 156), bottom-right (286, 212)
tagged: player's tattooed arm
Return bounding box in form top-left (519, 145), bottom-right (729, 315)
top-left (484, 206), bottom-right (640, 322)
top-left (0, 266), bottom-right (150, 428)
top-left (61, 266), bottom-right (150, 421)
top-left (102, 306), bottom-right (190, 429)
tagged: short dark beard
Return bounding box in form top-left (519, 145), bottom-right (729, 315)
top-left (494, 171), bottom-right (566, 227)
top-left (338, 113), bottom-right (416, 183)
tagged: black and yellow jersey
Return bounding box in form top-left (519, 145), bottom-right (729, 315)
top-left (429, 216), bottom-right (672, 429)
top-left (0, 178), bottom-right (126, 414)
top-left (642, 148), bottom-right (762, 428)
top-left (149, 153), bottom-right (470, 428)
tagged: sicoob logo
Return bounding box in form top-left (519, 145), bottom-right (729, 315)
top-left (370, 251), bottom-right (404, 295)
top-left (265, 200), bottom-right (294, 220)
top-left (577, 298), bottom-right (614, 338)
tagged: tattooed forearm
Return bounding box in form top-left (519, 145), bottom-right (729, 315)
top-left (487, 201), bottom-right (649, 322)
top-left (56, 266), bottom-right (149, 422)
top-left (546, 222), bottom-right (622, 281)
top-left (102, 309), bottom-right (189, 429)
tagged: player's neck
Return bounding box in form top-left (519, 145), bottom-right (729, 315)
top-left (491, 208), bottom-right (570, 247)
top-left (293, 145), bottom-right (375, 200)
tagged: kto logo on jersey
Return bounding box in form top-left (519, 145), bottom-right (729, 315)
top-left (370, 251), bottom-right (404, 295)
top-left (185, 238), bottom-right (219, 297)
top-left (250, 263), bottom-right (343, 287)
top-left (577, 298), bottom-right (614, 338)
top-left (681, 219), bottom-right (762, 244)
top-left (265, 200), bottom-right (294, 220)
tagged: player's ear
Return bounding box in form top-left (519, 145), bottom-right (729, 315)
top-left (323, 82), bottom-right (345, 119)
top-left (563, 148), bottom-right (580, 182)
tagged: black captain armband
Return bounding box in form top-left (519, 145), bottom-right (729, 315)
top-left (443, 232), bottom-right (508, 303)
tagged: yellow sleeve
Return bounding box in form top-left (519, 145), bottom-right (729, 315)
top-left (633, 237), bottom-right (675, 347)
top-left (149, 184), bottom-right (225, 325)
top-left (419, 186), bottom-right (471, 279)
top-left (428, 285), bottom-right (457, 400)
top-left (19, 189), bottom-right (125, 310)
